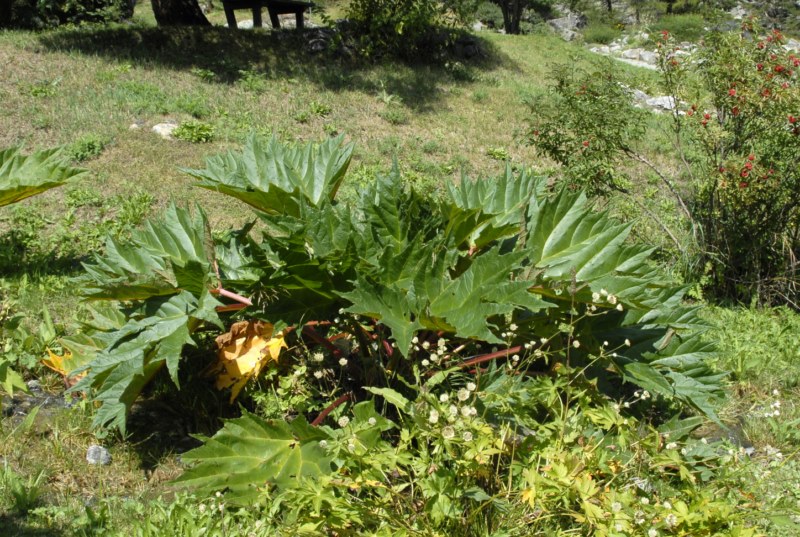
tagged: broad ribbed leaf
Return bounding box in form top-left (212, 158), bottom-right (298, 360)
top-left (184, 135), bottom-right (353, 216)
top-left (0, 146), bottom-right (87, 207)
top-left (79, 204), bottom-right (213, 301)
top-left (175, 413), bottom-right (332, 502)
top-left (426, 248), bottom-right (551, 342)
top-left (70, 291), bottom-right (222, 432)
top-left (444, 166), bottom-right (541, 249)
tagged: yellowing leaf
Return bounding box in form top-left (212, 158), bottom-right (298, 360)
top-left (42, 349), bottom-right (87, 386)
top-left (207, 320), bottom-right (286, 402)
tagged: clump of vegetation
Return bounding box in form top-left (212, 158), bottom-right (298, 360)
top-left (173, 120), bottom-right (215, 143)
top-left (67, 134), bottom-right (108, 163)
top-left (527, 24), bottom-right (800, 307)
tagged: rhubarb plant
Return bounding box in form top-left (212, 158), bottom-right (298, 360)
top-left (68, 135), bottom-right (724, 498)
top-left (0, 146), bottom-right (86, 405)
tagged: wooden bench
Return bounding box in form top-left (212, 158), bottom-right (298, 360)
top-left (222, 0), bottom-right (313, 30)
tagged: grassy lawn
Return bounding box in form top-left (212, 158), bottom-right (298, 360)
top-left (2, 3), bottom-right (800, 535)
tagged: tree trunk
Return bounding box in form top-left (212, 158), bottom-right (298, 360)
top-left (605, 0), bottom-right (612, 13)
top-left (499, 0), bottom-right (522, 35)
top-left (151, 0), bottom-right (210, 25)
top-left (0, 0), bottom-right (12, 28)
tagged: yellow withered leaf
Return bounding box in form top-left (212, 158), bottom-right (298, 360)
top-left (42, 349), bottom-right (87, 386)
top-left (208, 320), bottom-right (287, 402)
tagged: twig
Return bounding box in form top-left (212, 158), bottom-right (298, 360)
top-left (311, 393), bottom-right (351, 426)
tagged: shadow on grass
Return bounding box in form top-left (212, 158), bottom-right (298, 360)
top-left (36, 25), bottom-right (517, 112)
top-left (123, 346), bottom-right (241, 472)
top-left (0, 514), bottom-right (67, 536)
top-left (0, 233), bottom-right (87, 279)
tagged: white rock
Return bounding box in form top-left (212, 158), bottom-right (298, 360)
top-left (639, 50), bottom-right (658, 64)
top-left (152, 122), bottom-right (177, 139)
top-left (472, 21), bottom-right (484, 32)
top-left (237, 18), bottom-right (253, 29)
top-left (621, 48), bottom-right (642, 60)
top-left (591, 45), bottom-right (611, 55)
top-left (86, 445), bottom-right (112, 465)
top-left (729, 6), bottom-right (748, 19)
top-left (645, 95), bottom-right (678, 111)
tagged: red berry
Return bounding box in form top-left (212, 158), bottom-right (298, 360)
top-left (582, 140), bottom-right (589, 147)
top-left (704, 113), bottom-right (711, 120)
top-left (729, 89), bottom-right (737, 96)
top-left (748, 154), bottom-right (755, 161)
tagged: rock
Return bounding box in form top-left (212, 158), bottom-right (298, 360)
top-left (237, 18), bottom-right (253, 29)
top-left (86, 445), bottom-right (112, 466)
top-left (729, 5), bottom-right (748, 19)
top-left (639, 50), bottom-right (658, 64)
top-left (152, 122), bottom-right (177, 140)
top-left (472, 21), bottom-right (484, 32)
top-left (591, 45), bottom-right (611, 55)
top-left (621, 48), bottom-right (642, 60)
top-left (631, 88), bottom-right (650, 104)
top-left (645, 95), bottom-right (678, 111)
top-left (548, 13), bottom-right (586, 41)
top-left (785, 38), bottom-right (800, 52)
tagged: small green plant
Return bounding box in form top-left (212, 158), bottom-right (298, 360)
top-left (379, 108), bottom-right (408, 125)
top-left (24, 78), bottom-right (59, 98)
top-left (1, 463), bottom-right (47, 514)
top-left (236, 69), bottom-right (268, 93)
top-left (309, 101), bottom-right (332, 118)
top-left (292, 110), bottom-right (310, 123)
top-left (190, 67), bottom-right (216, 82)
top-left (486, 146), bottom-right (510, 160)
top-left (67, 134), bottom-right (108, 163)
top-left (173, 120), bottom-right (214, 143)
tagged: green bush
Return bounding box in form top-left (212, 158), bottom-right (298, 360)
top-left (346, 0), bottom-right (451, 57)
top-left (475, 1), bottom-right (504, 28)
top-left (68, 134), bottom-right (108, 163)
top-left (654, 13), bottom-right (705, 42)
top-left (582, 21), bottom-right (622, 44)
top-left (1, 0), bottom-right (133, 28)
top-left (527, 25), bottom-right (800, 306)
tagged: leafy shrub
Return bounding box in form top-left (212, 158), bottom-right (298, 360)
top-left (475, 1), bottom-right (504, 28)
top-left (654, 13), bottom-right (705, 42)
top-left (527, 26), bottom-right (800, 306)
top-left (173, 121), bottom-right (215, 143)
top-left (582, 21), bottom-right (622, 44)
top-left (346, 0), bottom-right (447, 57)
top-left (1, 0), bottom-right (133, 28)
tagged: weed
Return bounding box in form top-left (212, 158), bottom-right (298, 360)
top-left (379, 108), bottom-right (408, 125)
top-left (236, 69), bottom-right (268, 93)
top-left (190, 67), bottom-right (216, 82)
top-left (173, 121), bottom-right (215, 143)
top-left (1, 463), bottom-right (47, 514)
top-left (67, 134), bottom-right (108, 163)
top-left (309, 101), bottom-right (332, 117)
top-left (486, 146), bottom-right (510, 161)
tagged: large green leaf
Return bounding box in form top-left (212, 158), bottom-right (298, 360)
top-left (78, 203), bottom-right (214, 301)
top-left (0, 146), bottom-right (87, 207)
top-left (175, 412), bottom-right (332, 502)
top-left (70, 290), bottom-right (222, 432)
top-left (443, 165), bottom-right (541, 250)
top-left (183, 135), bottom-right (353, 216)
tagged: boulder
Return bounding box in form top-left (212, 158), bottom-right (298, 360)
top-left (86, 445), bottom-right (112, 466)
top-left (548, 13), bottom-right (586, 41)
top-left (152, 122), bottom-right (177, 140)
